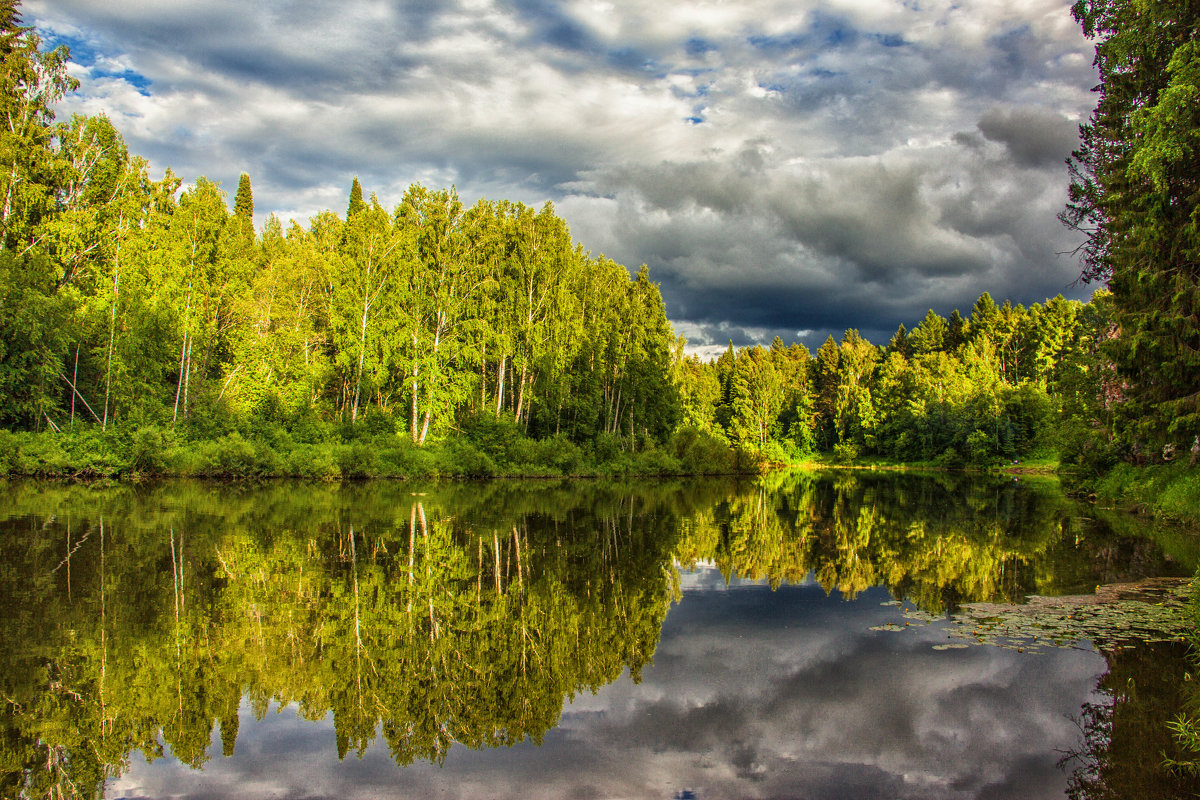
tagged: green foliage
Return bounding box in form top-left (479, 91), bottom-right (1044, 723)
top-left (832, 441), bottom-right (859, 463)
top-left (234, 172), bottom-right (253, 221)
top-left (0, 6), bottom-right (1163, 480)
top-left (667, 426), bottom-right (738, 474)
top-left (1094, 462), bottom-right (1200, 526)
top-left (0, 8), bottom-right (686, 466)
top-left (1064, 0), bottom-right (1200, 455)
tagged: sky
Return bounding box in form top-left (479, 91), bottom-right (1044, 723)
top-left (28, 0), bottom-right (1101, 357)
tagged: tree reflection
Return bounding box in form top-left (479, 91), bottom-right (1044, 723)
top-left (1061, 642), bottom-right (1198, 799)
top-left (0, 474), bottom-right (1190, 797)
top-left (675, 471), bottom-right (1189, 612)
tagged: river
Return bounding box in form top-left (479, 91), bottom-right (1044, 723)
top-left (1, 472), bottom-right (1198, 799)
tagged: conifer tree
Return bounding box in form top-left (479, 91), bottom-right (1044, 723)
top-left (234, 172), bottom-right (253, 222)
top-left (1063, 0), bottom-right (1200, 452)
top-left (347, 176), bottom-right (364, 219)
top-left (946, 309), bottom-right (967, 351)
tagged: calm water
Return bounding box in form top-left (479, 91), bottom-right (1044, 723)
top-left (1, 472), bottom-right (1198, 799)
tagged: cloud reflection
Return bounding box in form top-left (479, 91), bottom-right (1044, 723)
top-left (109, 571), bottom-right (1105, 800)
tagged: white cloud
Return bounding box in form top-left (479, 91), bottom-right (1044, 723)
top-left (28, 0), bottom-right (1098, 346)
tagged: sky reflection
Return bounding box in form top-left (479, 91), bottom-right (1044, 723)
top-left (108, 569), bottom-right (1106, 800)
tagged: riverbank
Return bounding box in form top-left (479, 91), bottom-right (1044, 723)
top-left (1084, 462), bottom-right (1200, 528)
top-left (0, 422), bottom-right (760, 481)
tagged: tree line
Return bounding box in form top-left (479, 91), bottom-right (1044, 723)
top-left (672, 290), bottom-right (1113, 467)
top-left (0, 5), bottom-right (677, 453)
top-left (1, 0), bottom-right (1186, 476)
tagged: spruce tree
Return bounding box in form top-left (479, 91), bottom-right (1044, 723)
top-left (1063, 0), bottom-right (1200, 453)
top-left (0, 0), bottom-right (23, 56)
top-left (347, 176), bottom-right (365, 219)
top-left (946, 309), bottom-right (967, 350)
top-left (234, 172), bottom-right (253, 222)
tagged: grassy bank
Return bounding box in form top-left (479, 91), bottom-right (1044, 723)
top-left (0, 420), bottom-right (758, 481)
top-left (1087, 462), bottom-right (1200, 527)
top-left (784, 449), bottom-right (1061, 475)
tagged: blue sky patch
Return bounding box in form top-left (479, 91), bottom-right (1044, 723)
top-left (873, 33), bottom-right (908, 48)
top-left (45, 31), bottom-right (151, 96)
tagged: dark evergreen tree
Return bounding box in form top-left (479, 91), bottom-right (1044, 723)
top-left (887, 323), bottom-right (909, 358)
top-left (909, 310), bottom-right (947, 355)
top-left (969, 293), bottom-right (1000, 344)
top-left (0, 0), bottom-right (24, 56)
top-left (347, 176), bottom-right (365, 219)
top-left (1063, 0), bottom-right (1200, 452)
top-left (234, 172), bottom-right (253, 222)
top-left (946, 309), bottom-right (967, 350)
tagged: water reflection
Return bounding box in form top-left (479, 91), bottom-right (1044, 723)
top-left (0, 473), bottom-right (1193, 798)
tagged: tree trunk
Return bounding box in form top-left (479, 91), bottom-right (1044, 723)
top-left (411, 332), bottom-right (420, 443)
top-left (102, 217), bottom-right (122, 430)
top-left (70, 342), bottom-right (80, 427)
top-left (351, 292), bottom-right (370, 424)
top-left (515, 357), bottom-right (527, 422)
top-left (182, 328), bottom-right (193, 420)
top-left (173, 286), bottom-right (193, 426)
top-left (495, 356), bottom-right (506, 417)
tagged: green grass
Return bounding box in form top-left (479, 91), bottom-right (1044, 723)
top-left (1094, 462), bottom-right (1200, 526)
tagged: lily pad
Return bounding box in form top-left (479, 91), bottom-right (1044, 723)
top-left (890, 577), bottom-right (1195, 654)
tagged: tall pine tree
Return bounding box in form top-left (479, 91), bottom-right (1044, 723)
top-left (1063, 0), bottom-right (1200, 454)
top-left (347, 176), bottom-right (364, 219)
top-left (234, 172), bottom-right (253, 222)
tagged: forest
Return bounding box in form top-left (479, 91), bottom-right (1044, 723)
top-left (0, 0), bottom-right (1195, 481)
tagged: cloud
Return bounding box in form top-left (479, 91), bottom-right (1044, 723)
top-left (977, 105), bottom-right (1082, 167)
top-left (27, 0), bottom-right (1099, 352)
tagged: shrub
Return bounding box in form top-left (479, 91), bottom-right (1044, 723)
top-left (129, 425), bottom-right (171, 474)
top-left (460, 412), bottom-right (522, 460)
top-left (356, 406), bottom-right (396, 438)
top-left (337, 440), bottom-right (379, 479)
top-left (669, 427), bottom-right (736, 474)
top-left (285, 443), bottom-right (341, 480)
top-left (832, 442), bottom-right (859, 464)
top-left (441, 439), bottom-right (497, 478)
top-left (0, 430), bottom-right (18, 473)
top-left (965, 430), bottom-right (995, 466)
top-left (288, 408), bottom-right (335, 444)
top-left (590, 432), bottom-right (625, 466)
top-left (934, 445), bottom-right (965, 468)
top-left (193, 432), bottom-right (282, 477)
top-left (16, 433), bottom-right (70, 475)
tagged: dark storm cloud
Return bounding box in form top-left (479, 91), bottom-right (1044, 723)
top-left (978, 105), bottom-right (1082, 167)
top-left (29, 0), bottom-right (1099, 353)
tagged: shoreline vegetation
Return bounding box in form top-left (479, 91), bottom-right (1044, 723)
top-left (0, 3), bottom-right (1194, 528)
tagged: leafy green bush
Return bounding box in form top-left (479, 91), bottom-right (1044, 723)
top-left (16, 433), bottom-right (70, 475)
top-left (337, 440), bottom-right (379, 479)
top-left (0, 429), bottom-right (18, 473)
top-left (541, 435), bottom-right (586, 474)
top-left (439, 438), bottom-right (498, 478)
top-left (934, 445), bottom-right (964, 469)
top-left (590, 432), bottom-right (625, 466)
top-left (459, 413), bottom-right (522, 459)
top-left (965, 430), bottom-right (995, 466)
top-left (288, 408), bottom-right (335, 444)
top-left (192, 432), bottom-right (282, 477)
top-left (832, 442), bottom-right (859, 464)
top-left (129, 425), bottom-right (171, 474)
top-left (669, 427), bottom-right (736, 474)
top-left (285, 443), bottom-right (341, 480)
